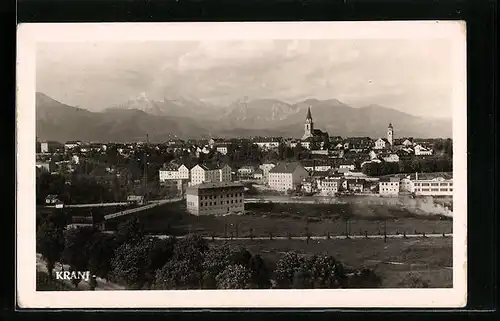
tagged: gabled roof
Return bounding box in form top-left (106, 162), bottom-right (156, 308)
top-left (269, 162), bottom-right (305, 174)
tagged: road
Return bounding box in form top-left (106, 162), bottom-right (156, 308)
top-left (36, 254), bottom-right (125, 291)
top-left (149, 233), bottom-right (453, 241)
top-left (104, 197), bottom-right (183, 220)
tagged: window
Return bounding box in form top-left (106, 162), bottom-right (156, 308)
top-left (431, 183), bottom-right (439, 187)
top-left (440, 188), bottom-right (448, 192)
top-left (422, 183), bottom-right (429, 186)
top-left (431, 188), bottom-right (439, 192)
top-left (422, 188), bottom-right (429, 191)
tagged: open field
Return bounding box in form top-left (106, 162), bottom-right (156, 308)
top-left (110, 199), bottom-right (452, 238)
top-left (207, 237), bottom-right (453, 288)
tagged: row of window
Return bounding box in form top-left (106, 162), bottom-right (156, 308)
top-left (200, 199), bottom-right (243, 207)
top-left (415, 188), bottom-right (453, 192)
top-left (414, 182), bottom-right (452, 187)
top-left (199, 193), bottom-right (243, 200)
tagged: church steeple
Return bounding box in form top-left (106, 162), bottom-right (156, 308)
top-left (306, 107), bottom-right (312, 120)
top-left (302, 107), bottom-right (314, 140)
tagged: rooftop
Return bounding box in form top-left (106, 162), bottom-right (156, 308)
top-left (187, 181), bottom-right (244, 191)
top-left (269, 162), bottom-right (305, 174)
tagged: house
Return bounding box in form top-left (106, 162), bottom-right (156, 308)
top-left (190, 163), bottom-right (232, 186)
top-left (237, 166), bottom-right (255, 179)
top-left (254, 138), bottom-right (281, 150)
top-left (186, 181), bottom-right (245, 216)
top-left (339, 162), bottom-right (356, 171)
top-left (127, 195), bottom-right (145, 205)
top-left (318, 178), bottom-right (341, 196)
top-left (414, 144), bottom-right (433, 156)
top-left (346, 178), bottom-right (365, 193)
top-left (374, 138), bottom-right (390, 150)
top-left (159, 163), bottom-right (190, 182)
top-left (64, 141), bottom-right (82, 150)
top-left (45, 194), bottom-right (61, 205)
top-left (402, 139), bottom-right (414, 147)
top-left (379, 177), bottom-right (400, 196)
top-left (253, 169), bottom-right (264, 180)
top-left (268, 162), bottom-right (309, 192)
top-left (215, 145), bottom-right (228, 155)
top-left (343, 137), bottom-right (373, 150)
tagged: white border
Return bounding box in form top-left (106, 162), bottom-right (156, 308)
top-left (16, 21), bottom-right (467, 308)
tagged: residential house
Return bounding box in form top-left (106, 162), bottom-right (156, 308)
top-left (186, 181), bottom-right (245, 216)
top-left (127, 195), bottom-right (145, 205)
top-left (253, 169), bottom-right (264, 180)
top-left (318, 178), bottom-right (341, 196)
top-left (64, 140), bottom-right (82, 150)
top-left (414, 144), bottom-right (433, 156)
top-left (346, 178), bottom-right (365, 193)
top-left (379, 177), bottom-right (400, 196)
top-left (237, 166), bottom-right (255, 179)
top-left (45, 194), bottom-right (61, 205)
top-left (215, 145), bottom-right (229, 155)
top-left (159, 163), bottom-right (190, 182)
top-left (190, 163), bottom-right (232, 186)
top-left (374, 138), bottom-right (390, 150)
top-left (268, 162), bottom-right (309, 192)
top-left (382, 154), bottom-right (400, 163)
top-left (40, 141), bottom-right (63, 153)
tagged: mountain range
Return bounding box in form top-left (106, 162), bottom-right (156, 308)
top-left (35, 92), bottom-right (452, 143)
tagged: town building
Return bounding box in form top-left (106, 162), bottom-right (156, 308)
top-left (379, 177), bottom-right (400, 196)
top-left (237, 166), bottom-right (255, 179)
top-left (159, 164), bottom-right (190, 182)
top-left (412, 177), bottom-right (453, 196)
top-left (301, 107), bottom-right (329, 142)
top-left (268, 162), bottom-right (309, 192)
top-left (45, 194), bottom-right (61, 205)
top-left (253, 169), bottom-right (264, 180)
top-left (215, 145), bottom-right (228, 155)
top-left (186, 181), bottom-right (245, 216)
top-left (259, 163), bottom-right (276, 184)
top-left (190, 163), bottom-right (232, 186)
top-left (382, 154), bottom-right (400, 163)
top-left (374, 138), bottom-right (390, 150)
top-left (414, 144), bottom-right (433, 156)
top-left (346, 178), bottom-right (365, 193)
top-left (318, 178), bottom-right (341, 196)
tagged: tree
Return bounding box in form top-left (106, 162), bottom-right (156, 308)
top-left (202, 244), bottom-right (234, 289)
top-left (144, 237), bottom-right (177, 286)
top-left (248, 254), bottom-right (271, 289)
top-left (87, 232), bottom-right (116, 281)
top-left (274, 252), bottom-right (305, 288)
top-left (153, 258), bottom-right (202, 290)
top-left (36, 221), bottom-right (65, 279)
top-left (61, 226), bottom-right (99, 288)
top-left (110, 238), bottom-right (155, 289)
top-left (398, 272), bottom-right (430, 288)
top-left (215, 264), bottom-right (252, 289)
top-left (114, 217), bottom-right (145, 246)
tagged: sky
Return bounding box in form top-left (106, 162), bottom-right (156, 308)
top-left (36, 39), bottom-right (453, 118)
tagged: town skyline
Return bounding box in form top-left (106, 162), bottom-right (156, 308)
top-left (36, 39), bottom-right (454, 119)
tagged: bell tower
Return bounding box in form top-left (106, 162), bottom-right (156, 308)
top-left (302, 107), bottom-right (314, 140)
top-left (387, 123), bottom-right (394, 146)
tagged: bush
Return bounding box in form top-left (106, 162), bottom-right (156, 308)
top-left (215, 264), bottom-right (252, 289)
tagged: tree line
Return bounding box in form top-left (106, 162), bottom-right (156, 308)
top-left (361, 157), bottom-right (453, 177)
top-left (36, 214), bottom-right (381, 290)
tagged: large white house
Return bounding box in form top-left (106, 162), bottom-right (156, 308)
top-left (379, 177), bottom-right (400, 196)
top-left (190, 163), bottom-right (232, 186)
top-left (414, 144), bottom-right (433, 156)
top-left (159, 164), bottom-right (190, 182)
top-left (186, 181), bottom-right (245, 216)
top-left (268, 162), bottom-right (309, 192)
top-left (374, 138), bottom-right (390, 150)
top-left (318, 178), bottom-right (341, 196)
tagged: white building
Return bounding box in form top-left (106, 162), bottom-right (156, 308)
top-left (215, 145), bottom-right (228, 155)
top-left (387, 123), bottom-right (394, 146)
top-left (304, 165), bottom-right (332, 172)
top-left (190, 164), bottom-right (232, 186)
top-left (374, 138), bottom-right (390, 150)
top-left (379, 177), bottom-right (400, 196)
top-left (318, 178), bottom-right (341, 196)
top-left (339, 163), bottom-right (356, 171)
top-left (268, 162), bottom-right (309, 192)
top-left (255, 141), bottom-right (280, 150)
top-left (237, 166), bottom-right (255, 178)
top-left (412, 177), bottom-right (453, 196)
top-left (402, 139), bottom-right (413, 147)
top-left (159, 164), bottom-right (190, 182)
top-left (253, 169), bottom-right (264, 180)
top-left (414, 144), bottom-right (433, 156)
top-left (186, 181), bottom-right (244, 216)
top-left (259, 163), bottom-right (276, 184)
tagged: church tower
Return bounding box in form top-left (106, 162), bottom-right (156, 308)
top-left (302, 107), bottom-right (314, 140)
top-left (387, 123), bottom-right (394, 146)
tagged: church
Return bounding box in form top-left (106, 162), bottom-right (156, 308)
top-left (301, 107), bottom-right (329, 143)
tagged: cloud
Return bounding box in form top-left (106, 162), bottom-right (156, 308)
top-left (36, 39), bottom-right (454, 118)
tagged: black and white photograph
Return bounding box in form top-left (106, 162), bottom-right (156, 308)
top-left (16, 21), bottom-right (467, 308)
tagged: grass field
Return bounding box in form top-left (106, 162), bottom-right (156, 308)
top-left (124, 201), bottom-right (452, 238)
top-left (206, 237), bottom-right (453, 288)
